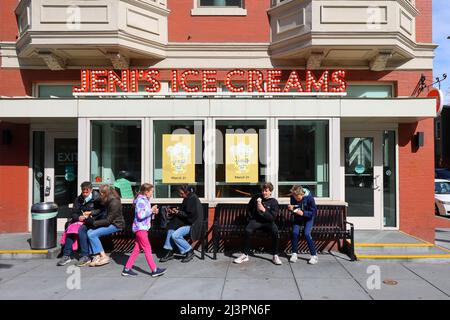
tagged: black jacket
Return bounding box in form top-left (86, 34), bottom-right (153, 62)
top-left (71, 190), bottom-right (105, 223)
top-left (86, 197), bottom-right (125, 230)
top-left (167, 192), bottom-right (203, 241)
top-left (247, 194), bottom-right (279, 223)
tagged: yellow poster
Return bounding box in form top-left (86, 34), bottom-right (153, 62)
top-left (162, 134), bottom-right (195, 183)
top-left (226, 133), bottom-right (258, 183)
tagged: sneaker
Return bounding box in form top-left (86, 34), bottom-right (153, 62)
top-left (289, 253), bottom-right (298, 263)
top-left (159, 250), bottom-right (174, 263)
top-left (122, 268), bottom-right (138, 277)
top-left (77, 256), bottom-right (91, 267)
top-left (151, 267), bottom-right (167, 278)
top-left (308, 255), bottom-right (319, 265)
top-left (181, 250), bottom-right (195, 263)
top-left (95, 255), bottom-right (110, 267)
top-left (89, 255), bottom-right (101, 267)
top-left (273, 255), bottom-right (283, 265)
top-left (233, 254), bottom-right (249, 264)
top-left (57, 255), bottom-right (71, 266)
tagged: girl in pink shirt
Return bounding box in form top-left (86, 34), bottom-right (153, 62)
top-left (122, 183), bottom-right (166, 277)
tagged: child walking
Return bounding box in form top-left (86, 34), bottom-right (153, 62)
top-left (122, 183), bottom-right (166, 277)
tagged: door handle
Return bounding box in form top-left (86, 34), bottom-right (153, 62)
top-left (45, 176), bottom-right (51, 197)
top-left (373, 175), bottom-right (380, 191)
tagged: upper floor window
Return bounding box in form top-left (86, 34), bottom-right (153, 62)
top-left (192, 0), bottom-right (246, 15)
top-left (199, 0), bottom-right (243, 7)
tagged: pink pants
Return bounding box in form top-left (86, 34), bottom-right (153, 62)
top-left (125, 230), bottom-right (157, 272)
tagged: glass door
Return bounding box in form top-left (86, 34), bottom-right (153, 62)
top-left (342, 131), bottom-right (383, 229)
top-left (44, 132), bottom-right (78, 228)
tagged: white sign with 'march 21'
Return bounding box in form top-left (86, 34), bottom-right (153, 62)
top-left (72, 69), bottom-right (348, 97)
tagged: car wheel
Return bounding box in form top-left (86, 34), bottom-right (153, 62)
top-left (435, 204), bottom-right (440, 216)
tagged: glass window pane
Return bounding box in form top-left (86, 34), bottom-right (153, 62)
top-left (345, 137), bottom-right (374, 217)
top-left (90, 120), bottom-right (141, 199)
top-left (346, 85), bottom-right (393, 98)
top-left (216, 120), bottom-right (267, 198)
top-left (200, 0), bottom-right (242, 7)
top-left (383, 130), bottom-right (397, 227)
top-left (32, 131), bottom-right (45, 203)
top-left (153, 120), bottom-right (205, 198)
top-left (38, 85), bottom-right (74, 97)
top-left (278, 120), bottom-right (329, 197)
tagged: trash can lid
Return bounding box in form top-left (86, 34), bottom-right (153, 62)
top-left (31, 202), bottom-right (58, 213)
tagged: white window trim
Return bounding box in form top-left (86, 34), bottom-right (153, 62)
top-left (191, 0), bottom-right (247, 16)
top-left (151, 118), bottom-right (208, 201)
top-left (83, 118), bottom-right (145, 202)
top-left (211, 117), bottom-right (270, 203)
top-left (275, 117), bottom-right (334, 202)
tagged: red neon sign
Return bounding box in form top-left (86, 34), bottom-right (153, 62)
top-left (73, 69), bottom-right (347, 94)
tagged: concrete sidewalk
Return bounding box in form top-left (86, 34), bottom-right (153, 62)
top-left (1, 252), bottom-right (450, 300)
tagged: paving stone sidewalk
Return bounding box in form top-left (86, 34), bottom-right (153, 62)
top-left (1, 252), bottom-right (450, 300)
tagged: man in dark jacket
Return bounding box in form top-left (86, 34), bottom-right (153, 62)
top-left (288, 185), bottom-right (318, 265)
top-left (233, 182), bottom-right (282, 265)
top-left (57, 181), bottom-right (104, 266)
top-left (160, 185), bottom-right (203, 263)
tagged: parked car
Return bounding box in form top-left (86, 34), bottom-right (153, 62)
top-left (435, 179), bottom-right (450, 216)
top-left (435, 168), bottom-right (450, 180)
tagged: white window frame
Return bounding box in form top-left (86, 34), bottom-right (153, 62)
top-left (275, 118), bottom-right (334, 202)
top-left (191, 0), bottom-right (247, 16)
top-left (82, 118), bottom-right (145, 204)
top-left (150, 117), bottom-right (208, 203)
top-left (210, 117), bottom-right (271, 204)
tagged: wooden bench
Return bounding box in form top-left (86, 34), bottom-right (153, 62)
top-left (212, 203), bottom-right (356, 261)
top-left (105, 203), bottom-right (209, 259)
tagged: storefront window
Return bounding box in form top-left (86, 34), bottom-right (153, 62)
top-left (153, 120), bottom-right (205, 198)
top-left (216, 120), bottom-right (267, 197)
top-left (90, 121), bottom-right (141, 198)
top-left (278, 120), bottom-right (329, 197)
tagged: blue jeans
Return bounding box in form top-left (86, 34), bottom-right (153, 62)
top-left (163, 226), bottom-right (192, 254)
top-left (77, 224), bottom-right (90, 257)
top-left (292, 217), bottom-right (317, 256)
top-left (87, 224), bottom-right (120, 255)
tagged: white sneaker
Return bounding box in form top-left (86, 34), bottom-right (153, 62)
top-left (272, 255), bottom-right (282, 265)
top-left (233, 254), bottom-right (249, 264)
top-left (289, 253), bottom-right (298, 263)
top-left (308, 255), bottom-right (319, 265)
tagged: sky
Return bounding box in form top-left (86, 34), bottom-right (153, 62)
top-left (433, 0), bottom-right (450, 104)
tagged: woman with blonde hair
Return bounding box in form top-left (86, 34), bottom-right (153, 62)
top-left (122, 183), bottom-right (166, 277)
top-left (84, 184), bottom-right (125, 267)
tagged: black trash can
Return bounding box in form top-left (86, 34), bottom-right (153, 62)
top-left (31, 202), bottom-right (58, 249)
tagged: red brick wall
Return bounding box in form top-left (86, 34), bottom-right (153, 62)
top-left (168, 0), bottom-right (270, 42)
top-left (0, 0), bottom-right (19, 42)
top-left (0, 122), bottom-right (30, 233)
top-left (415, 0), bottom-right (432, 43)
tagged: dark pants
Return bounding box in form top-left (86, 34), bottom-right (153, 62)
top-left (77, 224), bottom-right (90, 257)
top-left (292, 217), bottom-right (317, 256)
top-left (244, 219), bottom-right (280, 255)
top-left (63, 235), bottom-right (75, 257)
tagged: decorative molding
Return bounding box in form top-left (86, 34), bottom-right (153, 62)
top-left (105, 52), bottom-right (130, 69)
top-left (370, 51), bottom-right (393, 71)
top-left (37, 52), bottom-right (66, 70)
top-left (307, 52), bottom-right (325, 69)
